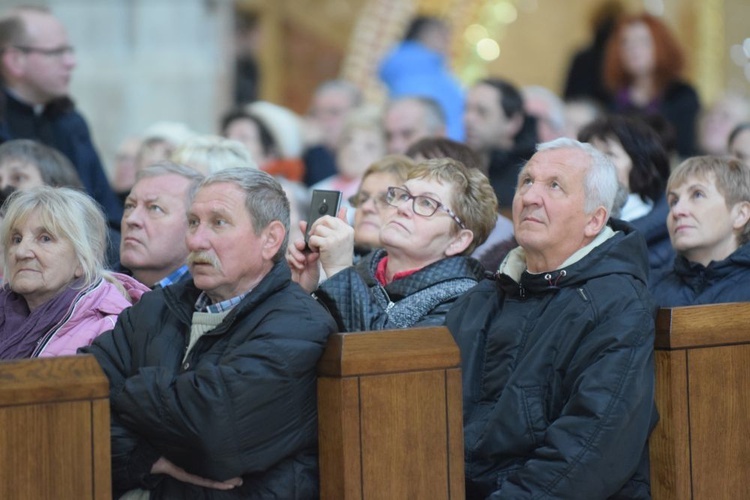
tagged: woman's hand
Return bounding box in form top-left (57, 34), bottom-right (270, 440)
top-left (307, 207), bottom-right (354, 278)
top-left (151, 456), bottom-right (242, 490)
top-left (286, 220), bottom-right (322, 293)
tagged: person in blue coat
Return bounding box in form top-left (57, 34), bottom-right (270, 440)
top-left (379, 16), bottom-right (465, 141)
top-left (651, 155), bottom-right (750, 307)
top-left (447, 138), bottom-right (656, 499)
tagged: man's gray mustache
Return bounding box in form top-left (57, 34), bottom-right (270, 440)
top-left (187, 252), bottom-right (221, 270)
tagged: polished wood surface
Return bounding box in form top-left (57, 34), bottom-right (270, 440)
top-left (0, 355), bottom-right (111, 500)
top-left (317, 326), bottom-right (461, 377)
top-left (652, 304), bottom-right (750, 500)
top-left (655, 302), bottom-right (750, 349)
top-left (318, 327), bottom-right (464, 500)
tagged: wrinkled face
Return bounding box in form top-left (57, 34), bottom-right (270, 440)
top-left (310, 89), bottom-right (356, 148)
top-left (120, 174), bottom-right (193, 284)
top-left (6, 210), bottom-right (82, 311)
top-left (186, 183), bottom-right (278, 303)
top-left (379, 177), bottom-right (463, 268)
top-left (224, 118), bottom-right (268, 166)
top-left (730, 128), bottom-right (750, 163)
top-left (10, 12), bottom-right (76, 104)
top-left (590, 136), bottom-right (632, 190)
top-left (336, 128), bottom-right (386, 180)
top-left (464, 83), bottom-right (515, 152)
top-left (667, 174), bottom-right (744, 266)
top-left (384, 101), bottom-right (434, 155)
top-left (620, 21), bottom-right (655, 78)
top-left (353, 171), bottom-right (401, 248)
top-left (513, 148), bottom-right (595, 270)
top-left (0, 159), bottom-right (44, 191)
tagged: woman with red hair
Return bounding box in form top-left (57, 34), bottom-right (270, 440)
top-left (603, 13), bottom-right (700, 158)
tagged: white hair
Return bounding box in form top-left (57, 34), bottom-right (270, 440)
top-left (536, 138), bottom-right (618, 214)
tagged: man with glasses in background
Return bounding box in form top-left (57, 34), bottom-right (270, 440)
top-left (0, 6), bottom-right (122, 225)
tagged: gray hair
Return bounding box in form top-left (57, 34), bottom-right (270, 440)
top-left (522, 85), bottom-right (567, 134)
top-left (193, 168), bottom-right (290, 261)
top-left (171, 135), bottom-right (257, 174)
top-left (135, 161), bottom-right (204, 209)
top-left (536, 138), bottom-right (618, 214)
top-left (0, 139), bottom-right (83, 189)
top-left (1, 186), bottom-right (107, 288)
top-left (314, 79), bottom-right (363, 108)
top-left (387, 96), bottom-right (446, 135)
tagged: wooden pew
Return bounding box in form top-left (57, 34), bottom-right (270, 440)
top-left (651, 303), bottom-right (750, 500)
top-left (0, 355), bottom-right (111, 500)
top-left (317, 326), bottom-right (465, 500)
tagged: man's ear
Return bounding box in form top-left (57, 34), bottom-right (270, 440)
top-left (444, 229), bottom-right (474, 257)
top-left (1, 48), bottom-right (25, 80)
top-left (583, 206), bottom-right (608, 238)
top-left (731, 201), bottom-right (750, 231)
top-left (261, 220), bottom-right (286, 260)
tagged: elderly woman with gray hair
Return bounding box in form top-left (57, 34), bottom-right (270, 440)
top-left (0, 186), bottom-right (150, 359)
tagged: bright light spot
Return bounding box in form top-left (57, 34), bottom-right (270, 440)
top-left (476, 38), bottom-right (500, 61)
top-left (743, 38), bottom-right (750, 58)
top-left (643, 0), bottom-right (665, 16)
top-left (493, 1), bottom-right (518, 24)
top-left (464, 24), bottom-right (488, 45)
top-left (731, 45), bottom-right (747, 66)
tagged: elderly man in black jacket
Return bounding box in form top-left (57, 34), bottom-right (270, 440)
top-left (83, 168), bottom-right (337, 499)
top-left (447, 138), bottom-right (657, 499)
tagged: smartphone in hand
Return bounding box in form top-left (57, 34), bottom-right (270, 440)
top-left (305, 189), bottom-right (342, 252)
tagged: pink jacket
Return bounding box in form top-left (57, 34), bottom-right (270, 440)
top-left (36, 272), bottom-right (150, 358)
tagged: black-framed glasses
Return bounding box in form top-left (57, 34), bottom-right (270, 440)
top-left (385, 186), bottom-right (466, 229)
top-left (348, 191), bottom-right (388, 209)
top-left (12, 45), bottom-right (75, 58)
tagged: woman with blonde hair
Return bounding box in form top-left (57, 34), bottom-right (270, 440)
top-left (0, 187), bottom-right (149, 358)
top-left (651, 156), bottom-right (750, 306)
top-left (288, 157), bottom-right (497, 331)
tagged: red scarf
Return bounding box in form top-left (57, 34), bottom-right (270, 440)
top-left (374, 256), bottom-right (420, 285)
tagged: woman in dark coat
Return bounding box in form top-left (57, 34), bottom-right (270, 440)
top-left (603, 13), bottom-right (700, 158)
top-left (651, 155), bottom-right (750, 306)
top-left (287, 157), bottom-right (498, 332)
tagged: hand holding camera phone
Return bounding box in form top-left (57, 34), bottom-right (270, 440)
top-left (304, 189), bottom-right (342, 252)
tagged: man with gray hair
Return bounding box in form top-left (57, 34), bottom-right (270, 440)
top-left (84, 168), bottom-right (337, 498)
top-left (447, 138), bottom-right (656, 499)
top-left (120, 162), bottom-right (203, 287)
top-left (383, 95), bottom-right (446, 155)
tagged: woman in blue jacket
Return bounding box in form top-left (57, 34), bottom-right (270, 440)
top-left (651, 155), bottom-right (750, 306)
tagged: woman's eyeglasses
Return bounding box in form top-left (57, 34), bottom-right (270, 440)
top-left (384, 186), bottom-right (466, 229)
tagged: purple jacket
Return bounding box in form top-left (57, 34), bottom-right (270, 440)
top-left (36, 272), bottom-right (149, 358)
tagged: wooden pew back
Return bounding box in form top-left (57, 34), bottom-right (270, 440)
top-left (317, 326), bottom-right (465, 500)
top-left (651, 303), bottom-right (750, 500)
top-left (0, 354), bottom-right (111, 499)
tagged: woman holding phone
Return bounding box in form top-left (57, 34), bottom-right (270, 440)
top-left (286, 157), bottom-right (497, 332)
